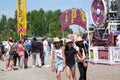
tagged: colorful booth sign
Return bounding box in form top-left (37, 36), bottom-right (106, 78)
top-left (60, 8), bottom-right (86, 32)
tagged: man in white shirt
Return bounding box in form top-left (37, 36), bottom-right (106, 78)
top-left (43, 36), bottom-right (50, 67)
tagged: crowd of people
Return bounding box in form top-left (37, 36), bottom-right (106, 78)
top-left (0, 33), bottom-right (89, 80)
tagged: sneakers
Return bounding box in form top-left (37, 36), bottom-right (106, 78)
top-left (44, 65), bottom-right (51, 68)
top-left (24, 66), bottom-right (28, 69)
top-left (32, 65), bottom-right (42, 68)
top-left (38, 65), bottom-right (41, 68)
top-left (32, 65), bottom-right (35, 68)
top-left (0, 68), bottom-right (4, 71)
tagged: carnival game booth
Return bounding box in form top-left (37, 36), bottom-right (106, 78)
top-left (89, 46), bottom-right (120, 65)
top-left (89, 0), bottom-right (120, 65)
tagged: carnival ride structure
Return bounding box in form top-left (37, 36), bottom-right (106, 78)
top-left (90, 0), bottom-right (120, 65)
top-left (16, 0), bottom-right (27, 40)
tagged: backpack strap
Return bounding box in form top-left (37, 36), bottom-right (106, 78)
top-left (83, 43), bottom-right (88, 55)
top-left (8, 42), bottom-right (12, 50)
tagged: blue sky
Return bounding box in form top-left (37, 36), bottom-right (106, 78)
top-left (0, 0), bottom-right (93, 33)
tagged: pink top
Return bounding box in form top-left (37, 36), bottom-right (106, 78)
top-left (18, 43), bottom-right (25, 56)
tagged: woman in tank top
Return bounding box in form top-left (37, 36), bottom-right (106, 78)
top-left (51, 37), bottom-right (66, 80)
top-left (75, 37), bottom-right (89, 80)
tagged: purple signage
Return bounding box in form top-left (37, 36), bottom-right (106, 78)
top-left (91, 0), bottom-right (106, 27)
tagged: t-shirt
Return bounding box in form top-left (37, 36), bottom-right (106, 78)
top-left (65, 47), bottom-right (77, 65)
top-left (31, 41), bottom-right (40, 52)
top-left (18, 43), bottom-right (25, 56)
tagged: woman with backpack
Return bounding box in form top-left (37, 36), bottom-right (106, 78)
top-left (23, 39), bottom-right (31, 69)
top-left (5, 37), bottom-right (15, 71)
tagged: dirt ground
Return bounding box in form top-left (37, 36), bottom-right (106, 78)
top-left (0, 56), bottom-right (120, 80)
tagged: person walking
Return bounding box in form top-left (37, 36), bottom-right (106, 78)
top-left (40, 38), bottom-right (44, 66)
top-left (51, 37), bottom-right (66, 80)
top-left (0, 42), bottom-right (2, 59)
top-left (31, 37), bottom-right (41, 68)
top-left (82, 32), bottom-right (89, 53)
top-left (0, 42), bottom-right (4, 60)
top-left (13, 40), bottom-right (19, 67)
top-left (18, 40), bottom-right (25, 68)
top-left (43, 36), bottom-right (50, 67)
top-left (23, 39), bottom-right (31, 68)
top-left (64, 39), bottom-right (77, 80)
top-left (4, 37), bottom-right (14, 71)
top-left (75, 37), bottom-right (89, 80)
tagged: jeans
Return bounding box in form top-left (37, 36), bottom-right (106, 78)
top-left (13, 53), bottom-right (18, 66)
top-left (32, 52), bottom-right (41, 66)
top-left (19, 56), bottom-right (24, 68)
top-left (77, 62), bottom-right (87, 80)
top-left (44, 50), bottom-right (49, 65)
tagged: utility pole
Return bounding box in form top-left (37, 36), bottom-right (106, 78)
top-left (49, 24), bottom-right (50, 37)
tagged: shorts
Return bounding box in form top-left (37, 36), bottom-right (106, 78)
top-left (9, 54), bottom-right (14, 60)
top-left (6, 54), bottom-right (10, 59)
top-left (66, 64), bottom-right (75, 68)
top-left (6, 54), bottom-right (14, 59)
top-left (25, 51), bottom-right (28, 59)
top-left (54, 63), bottom-right (64, 72)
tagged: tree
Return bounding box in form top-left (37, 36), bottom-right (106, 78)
top-left (7, 18), bottom-right (17, 39)
top-left (0, 15), bottom-right (7, 30)
top-left (0, 9), bottom-right (73, 40)
top-left (0, 15), bottom-right (8, 40)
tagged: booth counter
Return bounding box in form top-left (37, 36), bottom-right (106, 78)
top-left (89, 46), bottom-right (120, 65)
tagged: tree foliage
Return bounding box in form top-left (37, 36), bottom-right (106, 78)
top-left (0, 9), bottom-right (73, 41)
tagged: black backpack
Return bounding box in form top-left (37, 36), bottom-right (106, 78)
top-left (1, 44), bottom-right (5, 54)
top-left (9, 43), bottom-right (16, 55)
